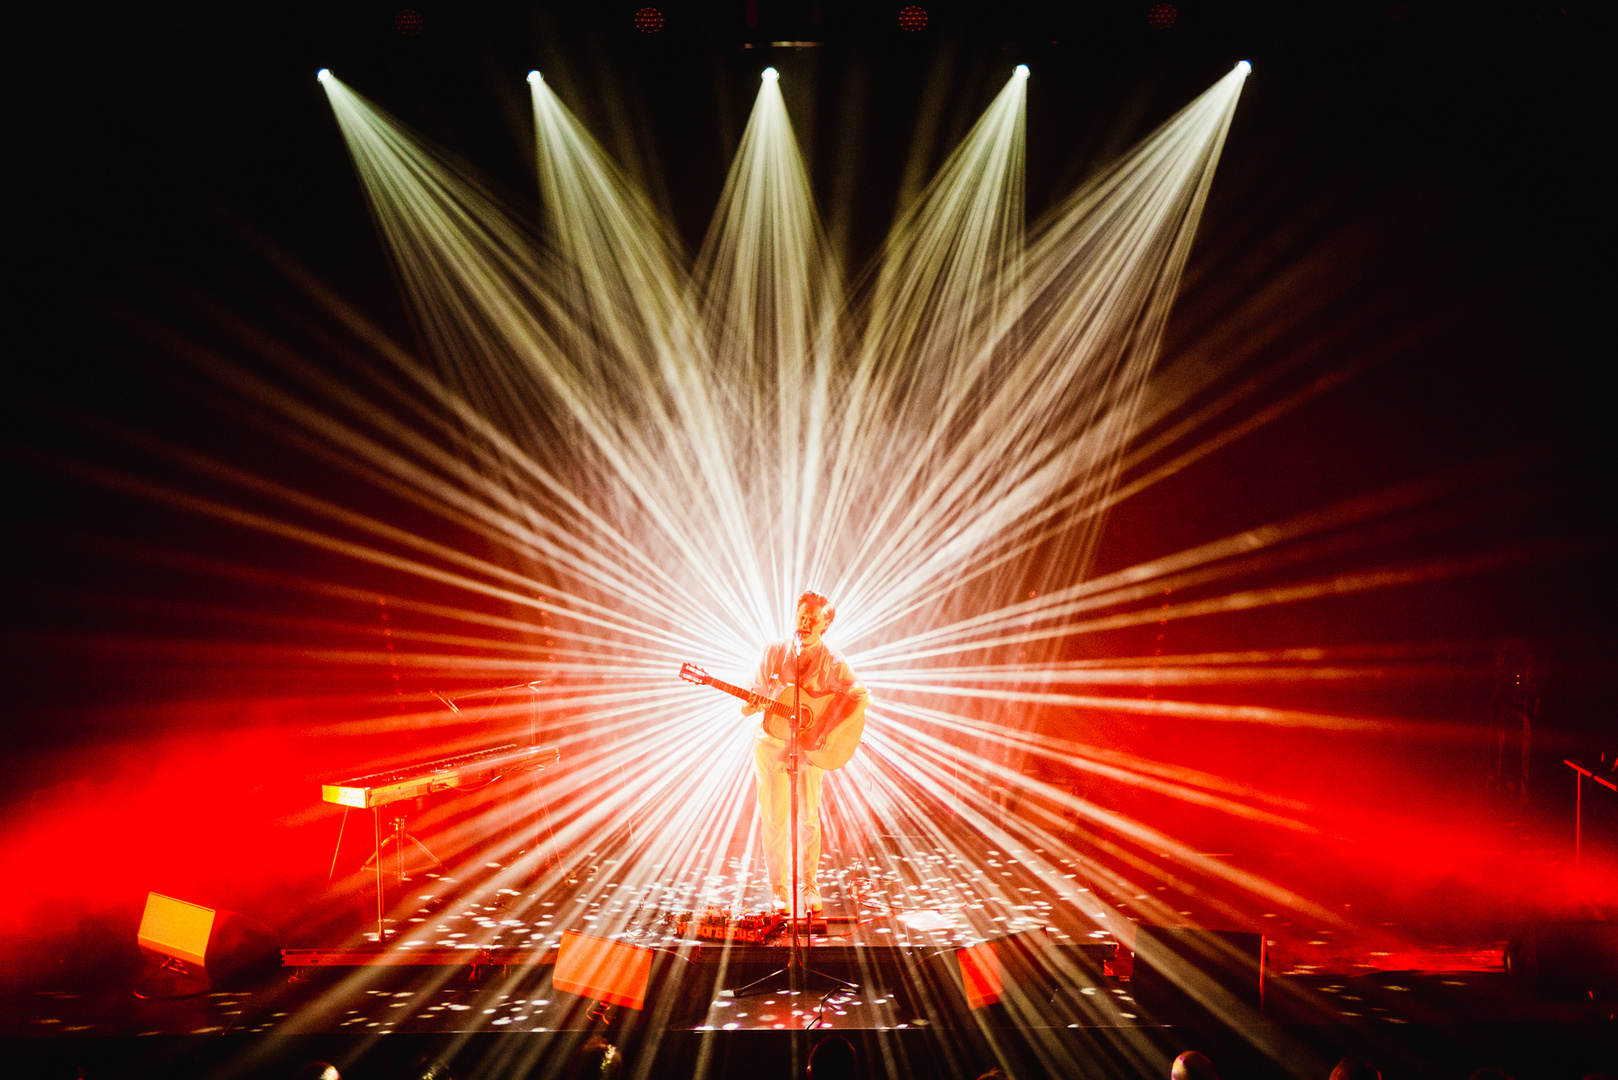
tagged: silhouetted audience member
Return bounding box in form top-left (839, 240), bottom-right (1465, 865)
top-left (1172, 1051), bottom-right (1219, 1080)
top-left (564, 1037), bottom-right (622, 1080)
top-left (808, 1035), bottom-right (858, 1079)
top-left (403, 1055), bottom-right (454, 1080)
top-left (1329, 1057), bottom-right (1382, 1080)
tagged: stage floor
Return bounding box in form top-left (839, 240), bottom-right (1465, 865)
top-left (6, 836), bottom-right (1613, 1079)
top-left (274, 831), bottom-right (1516, 979)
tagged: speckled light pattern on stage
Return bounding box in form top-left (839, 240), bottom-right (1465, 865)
top-left (7, 836), bottom-right (1527, 1042)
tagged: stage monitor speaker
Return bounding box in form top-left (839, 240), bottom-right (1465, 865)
top-left (1131, 927), bottom-right (1265, 1022)
top-left (138, 892), bottom-right (216, 968)
top-left (932, 928), bottom-right (1105, 1012)
top-left (135, 892), bottom-right (261, 999)
top-left (956, 940), bottom-right (1010, 1009)
top-left (1505, 920), bottom-right (1618, 1002)
top-left (553, 930), bottom-right (654, 1010)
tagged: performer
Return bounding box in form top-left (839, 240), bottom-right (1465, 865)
top-left (741, 589), bottom-right (869, 914)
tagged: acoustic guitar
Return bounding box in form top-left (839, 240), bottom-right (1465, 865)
top-left (679, 662), bottom-right (866, 770)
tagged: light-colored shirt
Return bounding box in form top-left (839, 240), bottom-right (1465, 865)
top-left (748, 639), bottom-right (868, 745)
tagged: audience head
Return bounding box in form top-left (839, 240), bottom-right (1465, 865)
top-left (1172, 1051), bottom-right (1219, 1080)
top-left (1329, 1058), bottom-right (1382, 1080)
top-left (564, 1037), bottom-right (622, 1080)
top-left (404, 1057), bottom-right (454, 1080)
top-left (807, 1035), bottom-right (858, 1079)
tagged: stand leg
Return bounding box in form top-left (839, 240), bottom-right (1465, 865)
top-left (789, 744), bottom-right (801, 988)
top-left (133, 955), bottom-right (211, 1000)
top-left (721, 967), bottom-right (790, 999)
top-left (719, 948), bottom-right (859, 999)
top-left (327, 806), bottom-right (349, 885)
top-left (373, 807), bottom-right (384, 942)
top-left (395, 817), bottom-right (406, 890)
top-left (365, 818), bottom-right (445, 895)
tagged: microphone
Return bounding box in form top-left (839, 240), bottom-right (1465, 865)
top-left (429, 689), bottom-right (461, 714)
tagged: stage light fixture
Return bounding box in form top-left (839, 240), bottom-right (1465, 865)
top-left (897, 5), bottom-right (928, 32)
top-left (394, 8), bottom-right (423, 36)
top-left (1015, 64), bottom-right (1030, 78)
top-left (1236, 60), bottom-right (1252, 74)
top-left (316, 68), bottom-right (332, 83)
top-left (1146, 3), bottom-right (1178, 30)
top-left (632, 6), bottom-right (665, 34)
top-left (762, 66), bottom-right (780, 82)
top-left (527, 71), bottom-right (542, 84)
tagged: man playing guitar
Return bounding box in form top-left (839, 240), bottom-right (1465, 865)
top-left (740, 589), bottom-right (869, 914)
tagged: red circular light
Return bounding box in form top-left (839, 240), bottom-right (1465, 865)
top-left (394, 8), bottom-right (423, 36)
top-left (897, 6), bottom-right (928, 32)
top-left (1145, 3), bottom-right (1177, 30)
top-left (633, 7), bottom-right (665, 34)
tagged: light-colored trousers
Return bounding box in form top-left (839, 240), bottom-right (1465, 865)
top-left (753, 736), bottom-right (824, 896)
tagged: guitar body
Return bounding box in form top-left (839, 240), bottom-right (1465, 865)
top-left (759, 686), bottom-right (867, 771)
top-left (807, 699), bottom-right (865, 771)
top-left (680, 662), bottom-right (867, 771)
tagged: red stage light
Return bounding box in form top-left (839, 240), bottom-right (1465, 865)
top-left (897, 6), bottom-right (928, 33)
top-left (1146, 3), bottom-right (1177, 30)
top-left (394, 8), bottom-right (423, 36)
top-left (633, 7), bottom-right (666, 34)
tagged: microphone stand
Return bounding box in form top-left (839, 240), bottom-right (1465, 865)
top-left (788, 635), bottom-right (803, 984)
top-left (723, 634), bottom-right (858, 1005)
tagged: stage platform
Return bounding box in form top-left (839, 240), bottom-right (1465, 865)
top-left (7, 960), bottom-right (1613, 1079)
top-left (5, 838), bottom-right (1614, 1080)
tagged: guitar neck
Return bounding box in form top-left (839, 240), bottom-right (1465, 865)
top-left (705, 676), bottom-right (792, 720)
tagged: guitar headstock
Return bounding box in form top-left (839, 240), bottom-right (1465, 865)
top-left (679, 662), bottom-right (711, 685)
